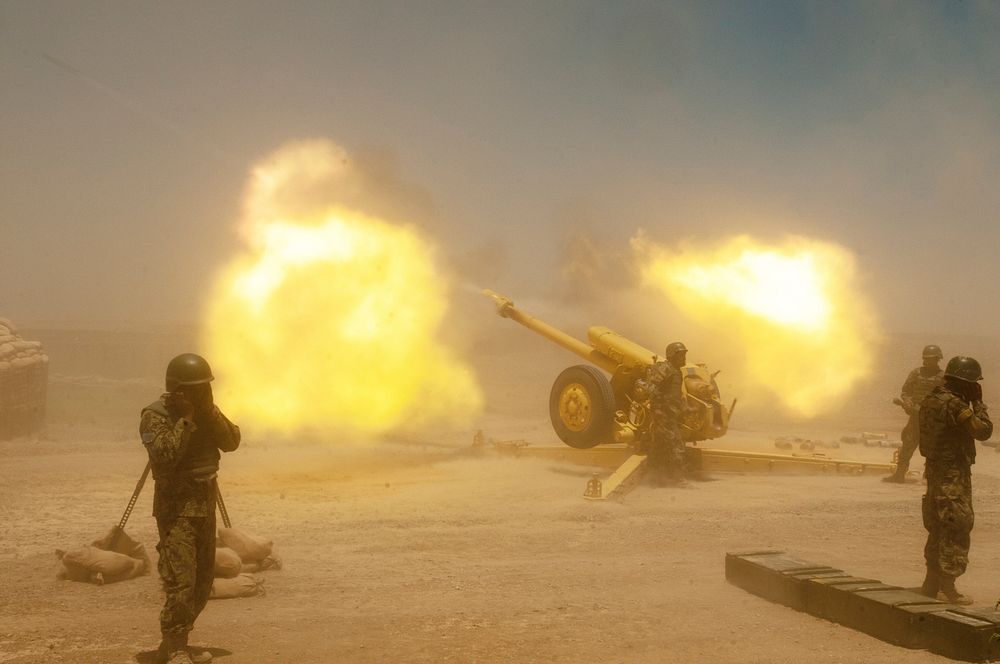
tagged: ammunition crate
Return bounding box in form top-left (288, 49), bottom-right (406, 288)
top-left (727, 550), bottom-right (1000, 661)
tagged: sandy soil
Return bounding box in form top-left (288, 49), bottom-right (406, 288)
top-left (2, 328), bottom-right (1000, 663)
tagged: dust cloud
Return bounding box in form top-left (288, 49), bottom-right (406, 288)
top-left (4, 5), bottom-right (1000, 661)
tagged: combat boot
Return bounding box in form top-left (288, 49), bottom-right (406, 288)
top-left (187, 647), bottom-right (213, 663)
top-left (918, 567), bottom-right (939, 598)
top-left (158, 631), bottom-right (197, 664)
top-left (881, 472), bottom-right (906, 483)
top-left (938, 575), bottom-right (974, 606)
top-left (165, 651), bottom-right (194, 664)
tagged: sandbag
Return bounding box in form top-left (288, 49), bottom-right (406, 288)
top-left (91, 526), bottom-right (152, 573)
top-left (241, 552), bottom-right (283, 573)
top-left (214, 547), bottom-right (242, 578)
top-left (210, 573), bottom-right (265, 599)
top-left (56, 546), bottom-right (145, 585)
top-left (217, 527), bottom-right (273, 562)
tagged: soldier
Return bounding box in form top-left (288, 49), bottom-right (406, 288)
top-left (917, 356), bottom-right (991, 605)
top-left (141, 354), bottom-right (241, 664)
top-left (884, 345), bottom-right (944, 483)
top-left (644, 341), bottom-right (688, 484)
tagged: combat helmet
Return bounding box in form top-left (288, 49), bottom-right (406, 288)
top-left (165, 353), bottom-right (214, 392)
top-left (922, 344), bottom-right (944, 360)
top-left (665, 341), bottom-right (688, 358)
top-left (944, 356), bottom-right (983, 383)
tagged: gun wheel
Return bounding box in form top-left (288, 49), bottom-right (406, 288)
top-left (549, 365), bottom-right (615, 449)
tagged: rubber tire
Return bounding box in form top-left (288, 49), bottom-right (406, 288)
top-left (549, 365), bottom-right (616, 449)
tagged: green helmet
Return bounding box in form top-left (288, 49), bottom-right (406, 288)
top-left (665, 341), bottom-right (688, 358)
top-left (944, 356), bottom-right (983, 383)
top-left (922, 344), bottom-right (943, 360)
top-left (165, 353), bottom-right (214, 392)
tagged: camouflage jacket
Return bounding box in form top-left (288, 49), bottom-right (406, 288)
top-left (646, 361), bottom-right (685, 422)
top-left (900, 367), bottom-right (944, 414)
top-left (140, 395), bottom-right (241, 520)
top-left (918, 386), bottom-right (992, 467)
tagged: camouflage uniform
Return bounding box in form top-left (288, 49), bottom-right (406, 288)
top-left (896, 366), bottom-right (944, 476)
top-left (918, 385), bottom-right (991, 579)
top-left (645, 361), bottom-right (687, 480)
top-left (140, 396), bottom-right (240, 651)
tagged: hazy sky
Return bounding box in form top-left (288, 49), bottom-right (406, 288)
top-left (2, 1), bottom-right (999, 333)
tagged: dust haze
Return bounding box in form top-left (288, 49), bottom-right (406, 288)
top-left (3, 2), bottom-right (1000, 663)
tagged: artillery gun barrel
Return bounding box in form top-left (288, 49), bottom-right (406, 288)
top-left (482, 290), bottom-right (619, 374)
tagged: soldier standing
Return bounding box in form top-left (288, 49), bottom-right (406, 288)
top-left (645, 341), bottom-right (688, 485)
top-left (141, 354), bottom-right (241, 664)
top-left (917, 356), bottom-right (991, 605)
top-left (884, 345), bottom-right (944, 483)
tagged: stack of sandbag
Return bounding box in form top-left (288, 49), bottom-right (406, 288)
top-left (210, 527), bottom-right (281, 600)
top-left (0, 317), bottom-right (49, 440)
top-left (56, 527), bottom-right (151, 585)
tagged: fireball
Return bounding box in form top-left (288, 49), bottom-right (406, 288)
top-left (633, 234), bottom-right (880, 417)
top-left (202, 140), bottom-right (482, 435)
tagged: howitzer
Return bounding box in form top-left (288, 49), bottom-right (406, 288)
top-left (483, 290), bottom-right (733, 449)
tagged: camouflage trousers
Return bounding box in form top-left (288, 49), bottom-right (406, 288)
top-left (896, 413), bottom-right (920, 475)
top-left (922, 463), bottom-right (974, 578)
top-left (647, 420), bottom-right (686, 478)
top-left (156, 514), bottom-right (216, 641)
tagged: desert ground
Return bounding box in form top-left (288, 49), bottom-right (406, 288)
top-left (3, 327), bottom-right (1000, 663)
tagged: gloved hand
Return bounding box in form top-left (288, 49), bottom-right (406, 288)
top-left (165, 390), bottom-right (196, 421)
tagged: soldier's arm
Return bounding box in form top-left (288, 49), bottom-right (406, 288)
top-left (140, 409), bottom-right (196, 468)
top-left (664, 371), bottom-right (687, 417)
top-left (958, 401), bottom-right (993, 441)
top-left (644, 363), bottom-right (663, 388)
top-left (207, 407), bottom-right (241, 452)
top-left (899, 370), bottom-right (919, 410)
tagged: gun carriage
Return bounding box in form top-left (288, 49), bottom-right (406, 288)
top-left (483, 290), bottom-right (733, 449)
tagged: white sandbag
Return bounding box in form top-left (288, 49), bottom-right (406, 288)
top-left (210, 573), bottom-right (265, 599)
top-left (214, 547), bottom-right (242, 578)
top-left (91, 526), bottom-right (152, 572)
top-left (57, 546), bottom-right (145, 585)
top-left (240, 551), bottom-right (283, 573)
top-left (217, 527), bottom-right (273, 563)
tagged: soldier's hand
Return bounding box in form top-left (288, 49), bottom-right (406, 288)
top-left (968, 382), bottom-right (983, 403)
top-left (168, 390), bottom-right (196, 421)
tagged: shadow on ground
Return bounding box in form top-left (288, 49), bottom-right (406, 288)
top-left (136, 646), bottom-right (233, 663)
